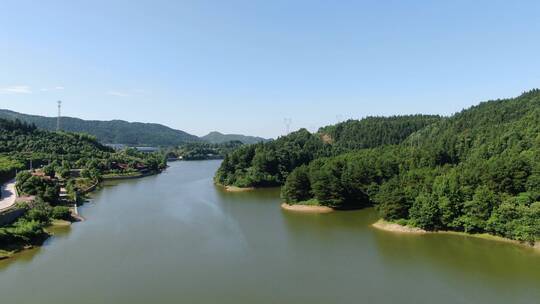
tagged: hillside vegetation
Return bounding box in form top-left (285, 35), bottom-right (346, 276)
top-left (214, 115), bottom-right (439, 187)
top-left (280, 90), bottom-right (540, 242)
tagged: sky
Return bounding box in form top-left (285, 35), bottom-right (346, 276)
top-left (1, 0), bottom-right (539, 138)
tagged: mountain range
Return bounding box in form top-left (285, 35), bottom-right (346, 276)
top-left (0, 109), bottom-right (268, 146)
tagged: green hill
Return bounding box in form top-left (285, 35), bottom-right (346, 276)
top-left (0, 109), bottom-right (200, 146)
top-left (213, 90), bottom-right (540, 242)
top-left (214, 115), bottom-right (439, 187)
top-left (280, 89), bottom-right (540, 242)
top-left (201, 131), bottom-right (269, 144)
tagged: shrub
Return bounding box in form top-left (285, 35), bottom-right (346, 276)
top-left (51, 206), bottom-right (71, 220)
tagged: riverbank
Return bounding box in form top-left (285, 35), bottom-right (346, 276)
top-left (281, 203), bottom-right (334, 213)
top-left (102, 170), bottom-right (161, 181)
top-left (0, 219), bottom-right (72, 260)
top-left (0, 169), bottom-right (162, 261)
top-left (372, 219), bottom-right (540, 251)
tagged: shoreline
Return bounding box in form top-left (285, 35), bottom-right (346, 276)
top-left (0, 219), bottom-right (71, 260)
top-left (372, 219), bottom-right (427, 234)
top-left (215, 183), bottom-right (256, 192)
top-left (102, 169), bottom-right (161, 181)
top-left (372, 219), bottom-right (540, 251)
top-left (0, 170), bottom-right (159, 261)
top-left (281, 203), bottom-right (334, 213)
top-left (225, 186), bottom-right (255, 192)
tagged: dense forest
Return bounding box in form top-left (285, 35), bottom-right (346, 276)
top-left (280, 90), bottom-right (540, 243)
top-left (0, 118), bottom-right (167, 250)
top-left (214, 90), bottom-right (540, 243)
top-left (214, 115), bottom-right (439, 187)
top-left (201, 131), bottom-right (269, 144)
top-left (0, 109), bottom-right (200, 146)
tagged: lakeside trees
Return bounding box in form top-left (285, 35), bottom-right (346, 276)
top-left (215, 128), bottom-right (330, 187)
top-left (215, 115), bottom-right (439, 188)
top-left (278, 90), bottom-right (540, 242)
top-left (213, 90), bottom-right (540, 243)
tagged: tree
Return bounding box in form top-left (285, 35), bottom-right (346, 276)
top-left (42, 165), bottom-right (55, 178)
top-left (409, 194), bottom-right (440, 230)
top-left (281, 165), bottom-right (311, 203)
top-left (458, 186), bottom-right (499, 232)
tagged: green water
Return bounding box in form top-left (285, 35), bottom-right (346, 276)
top-left (1, 160), bottom-right (539, 303)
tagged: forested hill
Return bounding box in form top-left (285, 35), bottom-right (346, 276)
top-left (318, 115), bottom-right (441, 150)
top-left (281, 89), bottom-right (540, 243)
top-left (202, 131), bottom-right (270, 144)
top-left (214, 115), bottom-right (439, 187)
top-left (0, 118), bottom-right (113, 182)
top-left (0, 109), bottom-right (200, 146)
top-left (0, 116), bottom-right (167, 185)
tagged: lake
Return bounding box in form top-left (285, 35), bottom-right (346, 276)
top-left (1, 160), bottom-right (539, 303)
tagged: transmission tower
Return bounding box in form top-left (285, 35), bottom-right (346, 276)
top-left (284, 118), bottom-right (292, 135)
top-left (57, 100), bottom-right (62, 131)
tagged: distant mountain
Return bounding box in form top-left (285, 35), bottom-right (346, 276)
top-left (201, 131), bottom-right (270, 144)
top-left (0, 109), bottom-right (200, 146)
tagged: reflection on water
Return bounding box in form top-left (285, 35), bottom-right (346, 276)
top-left (0, 160), bottom-right (538, 304)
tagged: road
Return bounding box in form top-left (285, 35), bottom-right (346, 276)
top-left (0, 179), bottom-right (17, 211)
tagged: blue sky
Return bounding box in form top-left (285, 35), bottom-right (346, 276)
top-left (1, 0), bottom-right (539, 138)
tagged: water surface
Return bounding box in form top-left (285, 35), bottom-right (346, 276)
top-left (1, 160), bottom-right (539, 303)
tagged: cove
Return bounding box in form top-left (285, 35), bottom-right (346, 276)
top-left (0, 160), bottom-right (539, 304)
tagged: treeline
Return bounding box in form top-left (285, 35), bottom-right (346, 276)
top-left (214, 115), bottom-right (439, 187)
top-left (0, 117), bottom-right (166, 176)
top-left (281, 90), bottom-right (540, 242)
top-left (168, 141), bottom-right (243, 160)
top-left (319, 115), bottom-right (440, 151)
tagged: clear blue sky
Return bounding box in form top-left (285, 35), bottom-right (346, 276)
top-left (1, 0), bottom-right (539, 138)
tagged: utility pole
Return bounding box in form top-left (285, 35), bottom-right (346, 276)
top-left (57, 100), bottom-right (62, 131)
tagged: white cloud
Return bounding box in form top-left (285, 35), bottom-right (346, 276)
top-left (40, 86), bottom-right (65, 92)
top-left (107, 90), bottom-right (130, 97)
top-left (0, 85), bottom-right (32, 94)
